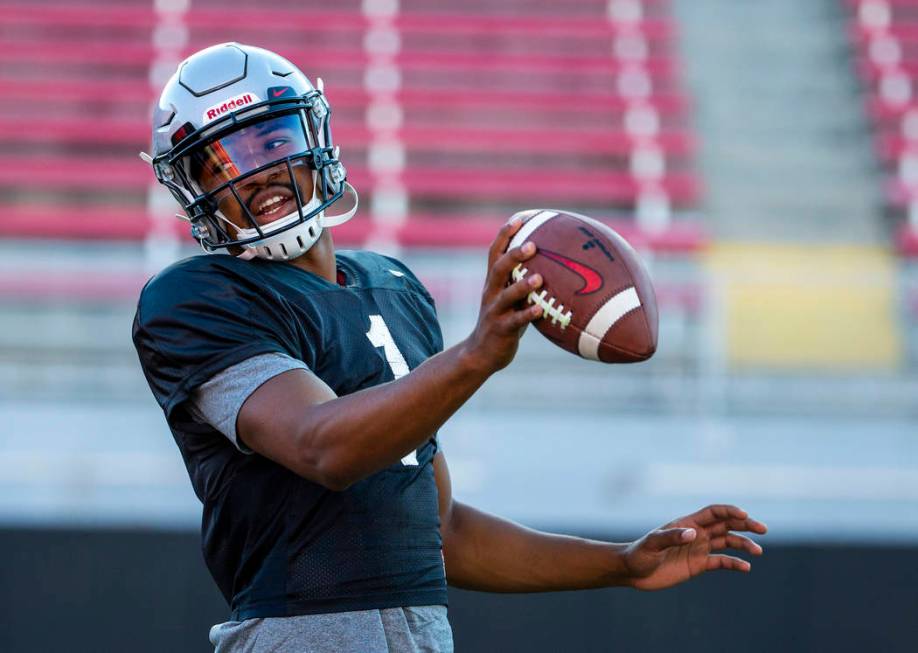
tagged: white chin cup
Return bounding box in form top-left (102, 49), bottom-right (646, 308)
top-left (235, 193), bottom-right (323, 261)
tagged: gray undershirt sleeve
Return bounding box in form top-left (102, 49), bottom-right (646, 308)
top-left (187, 352), bottom-right (309, 453)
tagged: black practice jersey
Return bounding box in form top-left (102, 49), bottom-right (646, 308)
top-left (132, 251), bottom-right (447, 619)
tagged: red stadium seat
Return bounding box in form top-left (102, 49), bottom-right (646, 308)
top-left (0, 39), bottom-right (680, 81)
top-left (0, 117), bottom-right (696, 163)
top-left (0, 155), bottom-right (701, 205)
top-left (0, 206), bottom-right (706, 253)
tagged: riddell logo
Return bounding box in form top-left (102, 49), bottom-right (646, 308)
top-left (202, 93), bottom-right (261, 123)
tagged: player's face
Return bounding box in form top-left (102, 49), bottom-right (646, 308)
top-left (189, 114), bottom-right (316, 233)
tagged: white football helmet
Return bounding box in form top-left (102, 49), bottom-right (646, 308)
top-left (145, 42), bottom-right (358, 260)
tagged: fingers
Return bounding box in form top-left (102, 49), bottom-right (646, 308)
top-left (694, 504), bottom-right (748, 526)
top-left (497, 269), bottom-right (542, 309)
top-left (710, 533), bottom-right (764, 556)
top-left (644, 527), bottom-right (697, 552)
top-left (693, 504), bottom-right (768, 535)
top-left (705, 554), bottom-right (752, 573)
top-left (743, 517), bottom-right (768, 534)
top-left (487, 216), bottom-right (525, 269)
top-left (486, 242), bottom-right (537, 298)
top-left (707, 518), bottom-right (768, 537)
top-left (507, 303), bottom-right (545, 330)
top-left (494, 274), bottom-right (545, 331)
top-left (486, 252), bottom-right (544, 331)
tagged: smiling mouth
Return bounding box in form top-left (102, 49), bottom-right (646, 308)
top-left (247, 185), bottom-right (297, 224)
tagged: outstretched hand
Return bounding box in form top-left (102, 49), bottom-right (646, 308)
top-left (623, 504), bottom-right (767, 591)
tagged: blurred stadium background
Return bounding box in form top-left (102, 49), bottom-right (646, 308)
top-left (1, 0), bottom-right (917, 650)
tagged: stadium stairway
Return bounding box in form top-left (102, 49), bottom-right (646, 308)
top-left (674, 0), bottom-right (884, 243)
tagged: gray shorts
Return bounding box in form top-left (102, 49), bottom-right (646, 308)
top-left (209, 605), bottom-right (453, 653)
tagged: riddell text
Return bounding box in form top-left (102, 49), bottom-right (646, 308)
top-left (206, 94), bottom-right (255, 120)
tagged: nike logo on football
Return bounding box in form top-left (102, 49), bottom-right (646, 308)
top-left (272, 88), bottom-right (289, 98)
top-left (540, 250), bottom-right (604, 295)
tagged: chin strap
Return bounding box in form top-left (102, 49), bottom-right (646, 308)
top-left (318, 182), bottom-right (359, 228)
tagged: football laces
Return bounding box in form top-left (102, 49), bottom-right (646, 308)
top-left (512, 265), bottom-right (573, 329)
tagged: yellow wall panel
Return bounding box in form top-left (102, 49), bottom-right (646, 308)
top-left (707, 243), bottom-right (902, 371)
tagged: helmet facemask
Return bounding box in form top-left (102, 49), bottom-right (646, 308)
top-left (153, 90), bottom-right (357, 260)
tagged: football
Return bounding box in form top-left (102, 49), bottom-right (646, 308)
top-left (507, 209), bottom-right (658, 363)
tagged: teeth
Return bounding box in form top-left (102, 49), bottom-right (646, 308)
top-left (255, 195), bottom-right (289, 215)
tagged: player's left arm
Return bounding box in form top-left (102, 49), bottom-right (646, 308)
top-left (434, 452), bottom-right (767, 592)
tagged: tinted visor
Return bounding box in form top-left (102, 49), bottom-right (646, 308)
top-left (184, 113), bottom-right (312, 194)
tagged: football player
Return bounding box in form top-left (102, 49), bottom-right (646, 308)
top-left (133, 43), bottom-right (767, 653)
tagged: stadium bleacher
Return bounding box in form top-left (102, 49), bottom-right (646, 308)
top-left (0, 0), bottom-right (703, 250)
top-left (0, 0), bottom-right (708, 411)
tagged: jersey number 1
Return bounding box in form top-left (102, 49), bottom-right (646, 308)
top-left (365, 315), bottom-right (418, 466)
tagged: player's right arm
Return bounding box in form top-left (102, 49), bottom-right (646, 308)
top-left (236, 218), bottom-right (543, 491)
